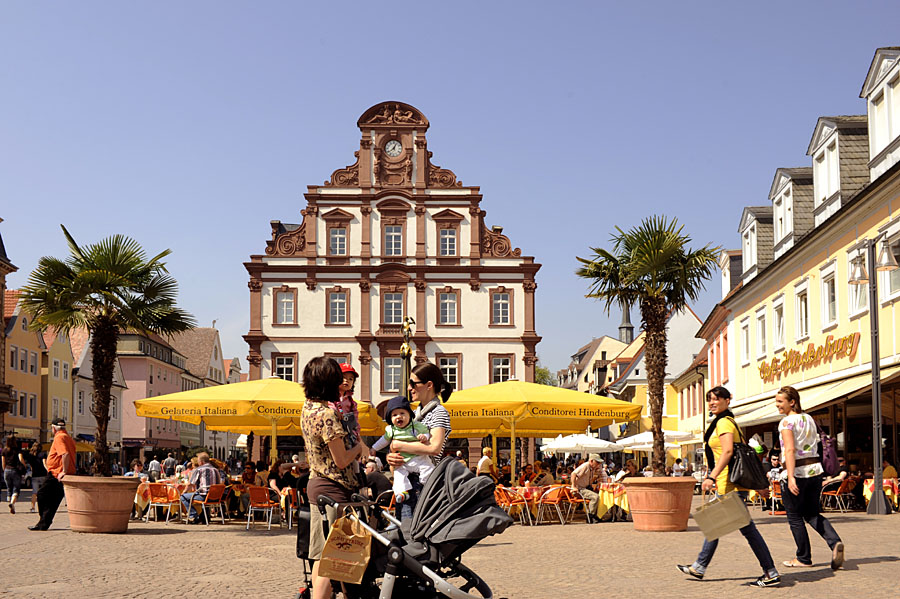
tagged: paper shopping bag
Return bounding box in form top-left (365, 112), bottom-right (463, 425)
top-left (692, 491), bottom-right (751, 541)
top-left (317, 514), bottom-right (372, 584)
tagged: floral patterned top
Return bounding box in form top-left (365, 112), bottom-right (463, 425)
top-left (301, 399), bottom-right (361, 492)
top-left (778, 412), bottom-right (823, 479)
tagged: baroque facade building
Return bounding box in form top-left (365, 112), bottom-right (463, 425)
top-left (244, 102), bottom-right (541, 410)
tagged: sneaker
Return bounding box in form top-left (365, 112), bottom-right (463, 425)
top-left (8, 503), bottom-right (14, 514)
top-left (748, 574), bottom-right (781, 587)
top-left (395, 491), bottom-right (410, 504)
top-left (676, 564), bottom-right (704, 580)
top-left (831, 542), bottom-right (845, 570)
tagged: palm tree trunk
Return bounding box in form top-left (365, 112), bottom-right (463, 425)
top-left (90, 316), bottom-right (118, 477)
top-left (641, 296), bottom-right (668, 476)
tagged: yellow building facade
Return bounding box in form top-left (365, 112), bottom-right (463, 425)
top-left (41, 330), bottom-right (75, 443)
top-left (4, 295), bottom-right (45, 444)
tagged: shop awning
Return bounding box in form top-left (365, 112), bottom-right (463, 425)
top-left (736, 366), bottom-right (900, 427)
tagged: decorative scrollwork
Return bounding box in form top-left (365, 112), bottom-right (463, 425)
top-left (248, 278), bottom-right (263, 292)
top-left (481, 224), bottom-right (521, 258)
top-left (325, 152), bottom-right (360, 187)
top-left (265, 218), bottom-right (307, 256)
top-left (523, 280), bottom-right (537, 292)
top-left (428, 164), bottom-right (460, 188)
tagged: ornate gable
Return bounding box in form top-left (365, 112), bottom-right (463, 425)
top-left (807, 118), bottom-right (837, 156)
top-left (859, 47), bottom-right (900, 98)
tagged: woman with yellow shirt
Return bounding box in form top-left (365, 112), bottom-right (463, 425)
top-left (677, 386), bottom-right (781, 588)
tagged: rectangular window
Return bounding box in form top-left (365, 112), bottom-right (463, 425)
top-left (438, 356), bottom-right (459, 391)
top-left (796, 290), bottom-right (809, 340)
top-left (439, 229), bottom-right (457, 256)
top-left (63, 362), bottom-right (70, 381)
top-left (111, 398), bottom-right (117, 419)
top-left (9, 345), bottom-right (16, 370)
top-left (491, 292), bottom-right (510, 325)
top-left (384, 358), bottom-right (402, 393)
top-left (52, 398), bottom-right (59, 420)
top-left (9, 390), bottom-right (16, 416)
top-left (329, 227), bottom-right (347, 256)
top-left (20, 349), bottom-right (27, 372)
top-left (886, 239), bottom-right (900, 296)
top-left (275, 291), bottom-right (295, 325)
top-left (773, 301), bottom-right (785, 350)
top-left (384, 225), bottom-right (403, 256)
top-left (20, 392), bottom-right (26, 416)
top-left (62, 400), bottom-right (69, 420)
top-left (491, 356), bottom-right (512, 383)
top-left (29, 394), bottom-right (36, 418)
top-left (774, 198), bottom-right (783, 240)
top-left (30, 352), bottom-right (37, 374)
top-left (78, 391), bottom-right (84, 415)
top-left (329, 291), bottom-right (348, 324)
top-left (53, 359), bottom-right (60, 379)
top-left (384, 293), bottom-right (403, 324)
top-left (439, 292), bottom-right (458, 325)
top-left (756, 311), bottom-right (767, 357)
top-left (741, 322), bottom-right (750, 364)
top-left (274, 356), bottom-right (295, 381)
top-left (823, 274), bottom-right (837, 326)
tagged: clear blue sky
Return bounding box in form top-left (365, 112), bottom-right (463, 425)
top-left (2, 2), bottom-right (898, 375)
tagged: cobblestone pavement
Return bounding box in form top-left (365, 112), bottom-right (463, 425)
top-left (1, 492), bottom-right (897, 599)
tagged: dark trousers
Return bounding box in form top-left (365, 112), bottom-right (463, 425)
top-left (36, 475), bottom-right (65, 529)
top-left (781, 474), bottom-right (842, 565)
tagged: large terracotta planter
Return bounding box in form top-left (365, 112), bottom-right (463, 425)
top-left (622, 477), bottom-right (696, 532)
top-left (62, 475), bottom-right (142, 533)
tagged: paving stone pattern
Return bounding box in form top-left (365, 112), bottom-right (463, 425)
top-left (0, 493), bottom-right (897, 599)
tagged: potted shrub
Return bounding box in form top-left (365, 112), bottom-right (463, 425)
top-left (20, 226), bottom-right (195, 532)
top-left (577, 216), bottom-right (717, 531)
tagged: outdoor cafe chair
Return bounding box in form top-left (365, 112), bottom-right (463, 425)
top-left (535, 486), bottom-right (567, 525)
top-left (770, 481), bottom-right (785, 515)
top-left (189, 484), bottom-right (227, 525)
top-left (821, 478), bottom-right (855, 513)
top-left (246, 485), bottom-right (279, 530)
top-left (145, 482), bottom-right (180, 524)
top-left (499, 487), bottom-right (532, 526)
top-left (285, 488), bottom-right (300, 530)
top-left (562, 486), bottom-right (588, 523)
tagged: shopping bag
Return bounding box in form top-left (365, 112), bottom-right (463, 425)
top-left (691, 492), bottom-right (751, 541)
top-left (317, 513), bottom-right (372, 584)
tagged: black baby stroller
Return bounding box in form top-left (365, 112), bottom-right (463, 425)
top-left (313, 457), bottom-right (513, 599)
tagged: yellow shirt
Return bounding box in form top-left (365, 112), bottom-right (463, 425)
top-left (708, 417), bottom-right (740, 494)
top-left (883, 465), bottom-right (898, 479)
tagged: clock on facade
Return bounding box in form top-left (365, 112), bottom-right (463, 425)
top-left (384, 140), bottom-right (402, 157)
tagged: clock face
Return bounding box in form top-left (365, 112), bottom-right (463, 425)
top-left (384, 140), bottom-right (403, 157)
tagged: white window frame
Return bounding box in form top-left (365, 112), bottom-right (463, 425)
top-left (491, 292), bottom-right (510, 325)
top-left (53, 359), bottom-right (60, 379)
top-left (384, 225), bottom-right (403, 256)
top-left (329, 291), bottom-right (348, 325)
top-left (820, 261), bottom-right (838, 330)
top-left (274, 356), bottom-right (295, 381)
top-left (9, 345), bottom-right (17, 371)
top-left (63, 362), bottom-right (70, 381)
top-left (755, 307), bottom-right (767, 359)
top-left (814, 139), bottom-right (839, 206)
top-left (78, 390), bottom-right (84, 415)
top-left (742, 226), bottom-right (757, 269)
top-left (30, 351), bottom-right (37, 375)
top-left (879, 233), bottom-right (900, 304)
top-left (19, 348), bottom-right (27, 372)
top-left (438, 356), bottom-right (459, 390)
top-left (383, 357), bottom-right (402, 393)
top-left (740, 318), bottom-right (750, 366)
top-left (52, 397), bottom-right (59, 420)
top-left (383, 293), bottom-right (403, 324)
top-left (111, 398), bottom-right (117, 419)
top-left (795, 279), bottom-right (810, 342)
top-left (275, 291), bottom-right (295, 325)
top-left (439, 292), bottom-right (458, 325)
top-left (9, 390), bottom-right (16, 416)
top-left (29, 394), bottom-right (36, 418)
top-left (439, 228), bottom-right (457, 256)
top-left (329, 227), bottom-right (347, 256)
top-left (491, 356), bottom-right (512, 383)
top-left (772, 295), bottom-right (785, 353)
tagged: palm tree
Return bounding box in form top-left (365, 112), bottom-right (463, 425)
top-left (576, 216), bottom-right (718, 475)
top-left (19, 226), bottom-right (195, 476)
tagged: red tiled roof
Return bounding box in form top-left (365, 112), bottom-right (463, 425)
top-left (239, 373), bottom-right (249, 382)
top-left (3, 289), bottom-right (20, 319)
top-left (223, 359), bottom-right (232, 373)
top-left (70, 327), bottom-right (91, 365)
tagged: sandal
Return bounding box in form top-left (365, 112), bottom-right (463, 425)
top-left (782, 559), bottom-right (813, 568)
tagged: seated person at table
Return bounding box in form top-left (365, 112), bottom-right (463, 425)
top-left (476, 447), bottom-right (498, 481)
top-left (613, 459), bottom-right (637, 482)
top-left (590, 460), bottom-right (609, 487)
top-left (254, 460), bottom-right (269, 487)
top-left (294, 460), bottom-right (310, 505)
top-left (883, 458), bottom-right (898, 480)
top-left (518, 464), bottom-right (536, 486)
top-left (124, 459), bottom-right (147, 479)
top-left (532, 461), bottom-right (554, 486)
top-left (571, 454), bottom-right (605, 523)
top-left (239, 463), bottom-right (256, 513)
top-left (822, 456), bottom-right (849, 491)
top-left (180, 452), bottom-right (224, 524)
top-left (364, 459), bottom-right (392, 501)
top-left (267, 459), bottom-right (291, 494)
top-left (371, 396), bottom-right (433, 503)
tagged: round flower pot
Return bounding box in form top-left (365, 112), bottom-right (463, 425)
top-left (62, 475), bottom-right (142, 533)
top-left (622, 476), bottom-right (696, 532)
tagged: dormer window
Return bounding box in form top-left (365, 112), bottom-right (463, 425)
top-left (813, 140), bottom-right (839, 206)
top-left (773, 190), bottom-right (792, 243)
top-left (868, 75), bottom-right (899, 158)
top-left (742, 225), bottom-right (756, 269)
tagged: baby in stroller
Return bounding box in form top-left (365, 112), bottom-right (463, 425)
top-left (371, 396), bottom-right (434, 504)
top-left (305, 457), bottom-right (513, 599)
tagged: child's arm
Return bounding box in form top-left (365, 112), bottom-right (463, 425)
top-left (372, 435), bottom-right (390, 452)
top-left (413, 422), bottom-right (431, 443)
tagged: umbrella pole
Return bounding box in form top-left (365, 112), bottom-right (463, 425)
top-left (510, 420), bottom-right (516, 485)
top-left (491, 435), bottom-right (497, 478)
top-left (270, 419), bottom-right (278, 462)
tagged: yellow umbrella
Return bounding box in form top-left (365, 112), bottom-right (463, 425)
top-left (447, 380), bottom-right (642, 479)
top-left (134, 377), bottom-right (382, 460)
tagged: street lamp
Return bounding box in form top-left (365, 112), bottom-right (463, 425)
top-left (849, 233), bottom-right (899, 515)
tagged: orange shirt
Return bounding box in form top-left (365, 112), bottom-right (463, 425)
top-left (47, 429), bottom-right (76, 478)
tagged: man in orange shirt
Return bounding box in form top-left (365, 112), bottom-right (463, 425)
top-left (29, 417), bottom-right (75, 531)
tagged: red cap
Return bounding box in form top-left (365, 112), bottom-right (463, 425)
top-left (340, 363), bottom-right (358, 377)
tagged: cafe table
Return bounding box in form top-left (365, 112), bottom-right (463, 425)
top-left (135, 480), bottom-right (190, 516)
top-left (862, 477), bottom-right (899, 509)
top-left (595, 482), bottom-right (629, 519)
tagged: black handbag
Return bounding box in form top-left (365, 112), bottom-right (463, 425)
top-left (295, 504), bottom-right (312, 560)
top-left (725, 418), bottom-right (769, 491)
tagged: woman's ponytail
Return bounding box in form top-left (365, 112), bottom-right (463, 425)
top-left (411, 362), bottom-right (452, 403)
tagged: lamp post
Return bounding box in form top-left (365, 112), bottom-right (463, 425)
top-left (849, 233), bottom-right (898, 515)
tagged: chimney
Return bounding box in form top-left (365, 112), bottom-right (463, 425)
top-left (619, 303), bottom-right (634, 344)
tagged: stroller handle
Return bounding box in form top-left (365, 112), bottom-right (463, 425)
top-left (317, 495), bottom-right (339, 508)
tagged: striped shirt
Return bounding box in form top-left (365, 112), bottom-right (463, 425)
top-left (420, 403), bottom-right (452, 458)
top-left (189, 463), bottom-right (223, 494)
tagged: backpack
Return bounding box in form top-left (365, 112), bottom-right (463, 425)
top-left (815, 420), bottom-right (840, 477)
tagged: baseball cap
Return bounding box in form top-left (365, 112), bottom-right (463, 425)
top-left (588, 454), bottom-right (602, 463)
top-left (51, 417), bottom-right (66, 427)
top-left (340, 363), bottom-right (358, 377)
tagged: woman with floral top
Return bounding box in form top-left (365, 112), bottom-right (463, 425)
top-left (775, 385), bottom-right (844, 570)
top-left (300, 356), bottom-right (367, 599)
